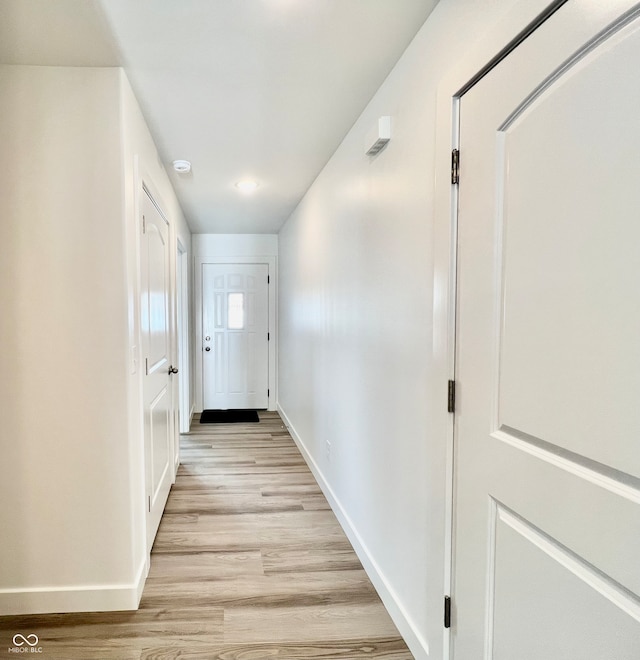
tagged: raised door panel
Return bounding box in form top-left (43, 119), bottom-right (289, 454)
top-left (143, 221), bottom-right (169, 376)
top-left (149, 387), bottom-right (170, 509)
top-left (491, 503), bottom-right (640, 660)
top-left (497, 17), bottom-right (640, 475)
top-left (228, 332), bottom-right (247, 394)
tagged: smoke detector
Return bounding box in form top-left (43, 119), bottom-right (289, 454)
top-left (172, 160), bottom-right (191, 173)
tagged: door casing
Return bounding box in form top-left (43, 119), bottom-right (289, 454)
top-left (176, 240), bottom-right (190, 434)
top-left (433, 1), bottom-right (589, 657)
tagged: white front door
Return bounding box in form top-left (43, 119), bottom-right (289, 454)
top-left (141, 188), bottom-right (174, 549)
top-left (202, 263), bottom-right (269, 409)
top-left (452, 3), bottom-right (640, 658)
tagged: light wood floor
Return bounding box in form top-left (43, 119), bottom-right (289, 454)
top-left (0, 411), bottom-right (412, 659)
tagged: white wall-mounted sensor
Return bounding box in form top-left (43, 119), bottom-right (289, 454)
top-left (365, 116), bottom-right (391, 156)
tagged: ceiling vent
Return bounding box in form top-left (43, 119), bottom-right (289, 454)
top-left (365, 116), bottom-right (391, 156)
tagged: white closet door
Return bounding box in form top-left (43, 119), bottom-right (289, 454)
top-left (452, 3), bottom-right (640, 658)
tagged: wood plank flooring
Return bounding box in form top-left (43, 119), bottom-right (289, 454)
top-left (0, 411), bottom-right (412, 659)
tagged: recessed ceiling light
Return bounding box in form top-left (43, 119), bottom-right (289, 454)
top-left (172, 160), bottom-right (191, 173)
top-left (235, 180), bottom-right (259, 194)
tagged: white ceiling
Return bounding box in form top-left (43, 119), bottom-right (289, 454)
top-left (0, 0), bottom-right (438, 234)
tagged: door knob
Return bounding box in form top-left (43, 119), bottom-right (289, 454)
top-left (205, 336), bottom-right (211, 341)
top-left (168, 366), bottom-right (179, 374)
top-left (205, 347), bottom-right (211, 352)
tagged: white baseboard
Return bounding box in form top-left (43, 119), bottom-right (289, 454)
top-left (277, 404), bottom-right (429, 660)
top-left (0, 558), bottom-right (148, 616)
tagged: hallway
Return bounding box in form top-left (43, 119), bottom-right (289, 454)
top-left (0, 413), bottom-right (411, 659)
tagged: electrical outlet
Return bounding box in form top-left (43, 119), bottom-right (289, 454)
top-left (325, 440), bottom-right (331, 461)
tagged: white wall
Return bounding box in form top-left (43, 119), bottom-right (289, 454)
top-left (277, 1), bottom-right (552, 657)
top-left (0, 65), bottom-right (136, 613)
top-left (0, 65), bottom-right (191, 614)
top-left (192, 233), bottom-right (278, 258)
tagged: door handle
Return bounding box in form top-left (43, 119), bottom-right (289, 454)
top-left (168, 366), bottom-right (179, 374)
top-left (205, 347), bottom-right (211, 352)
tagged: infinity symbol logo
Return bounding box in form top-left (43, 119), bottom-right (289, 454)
top-left (12, 634), bottom-right (39, 647)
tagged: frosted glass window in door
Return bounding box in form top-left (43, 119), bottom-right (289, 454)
top-left (228, 293), bottom-right (244, 329)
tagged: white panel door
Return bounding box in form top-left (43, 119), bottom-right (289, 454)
top-left (202, 263), bottom-right (269, 409)
top-left (141, 189), bottom-right (174, 549)
top-left (453, 3), bottom-right (640, 658)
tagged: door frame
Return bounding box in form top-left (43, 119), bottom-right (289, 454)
top-left (432, 2), bottom-right (570, 657)
top-left (194, 255), bottom-right (277, 412)
top-left (176, 239), bottom-right (190, 434)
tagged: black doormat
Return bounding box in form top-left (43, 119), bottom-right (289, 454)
top-left (199, 409), bottom-right (260, 424)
